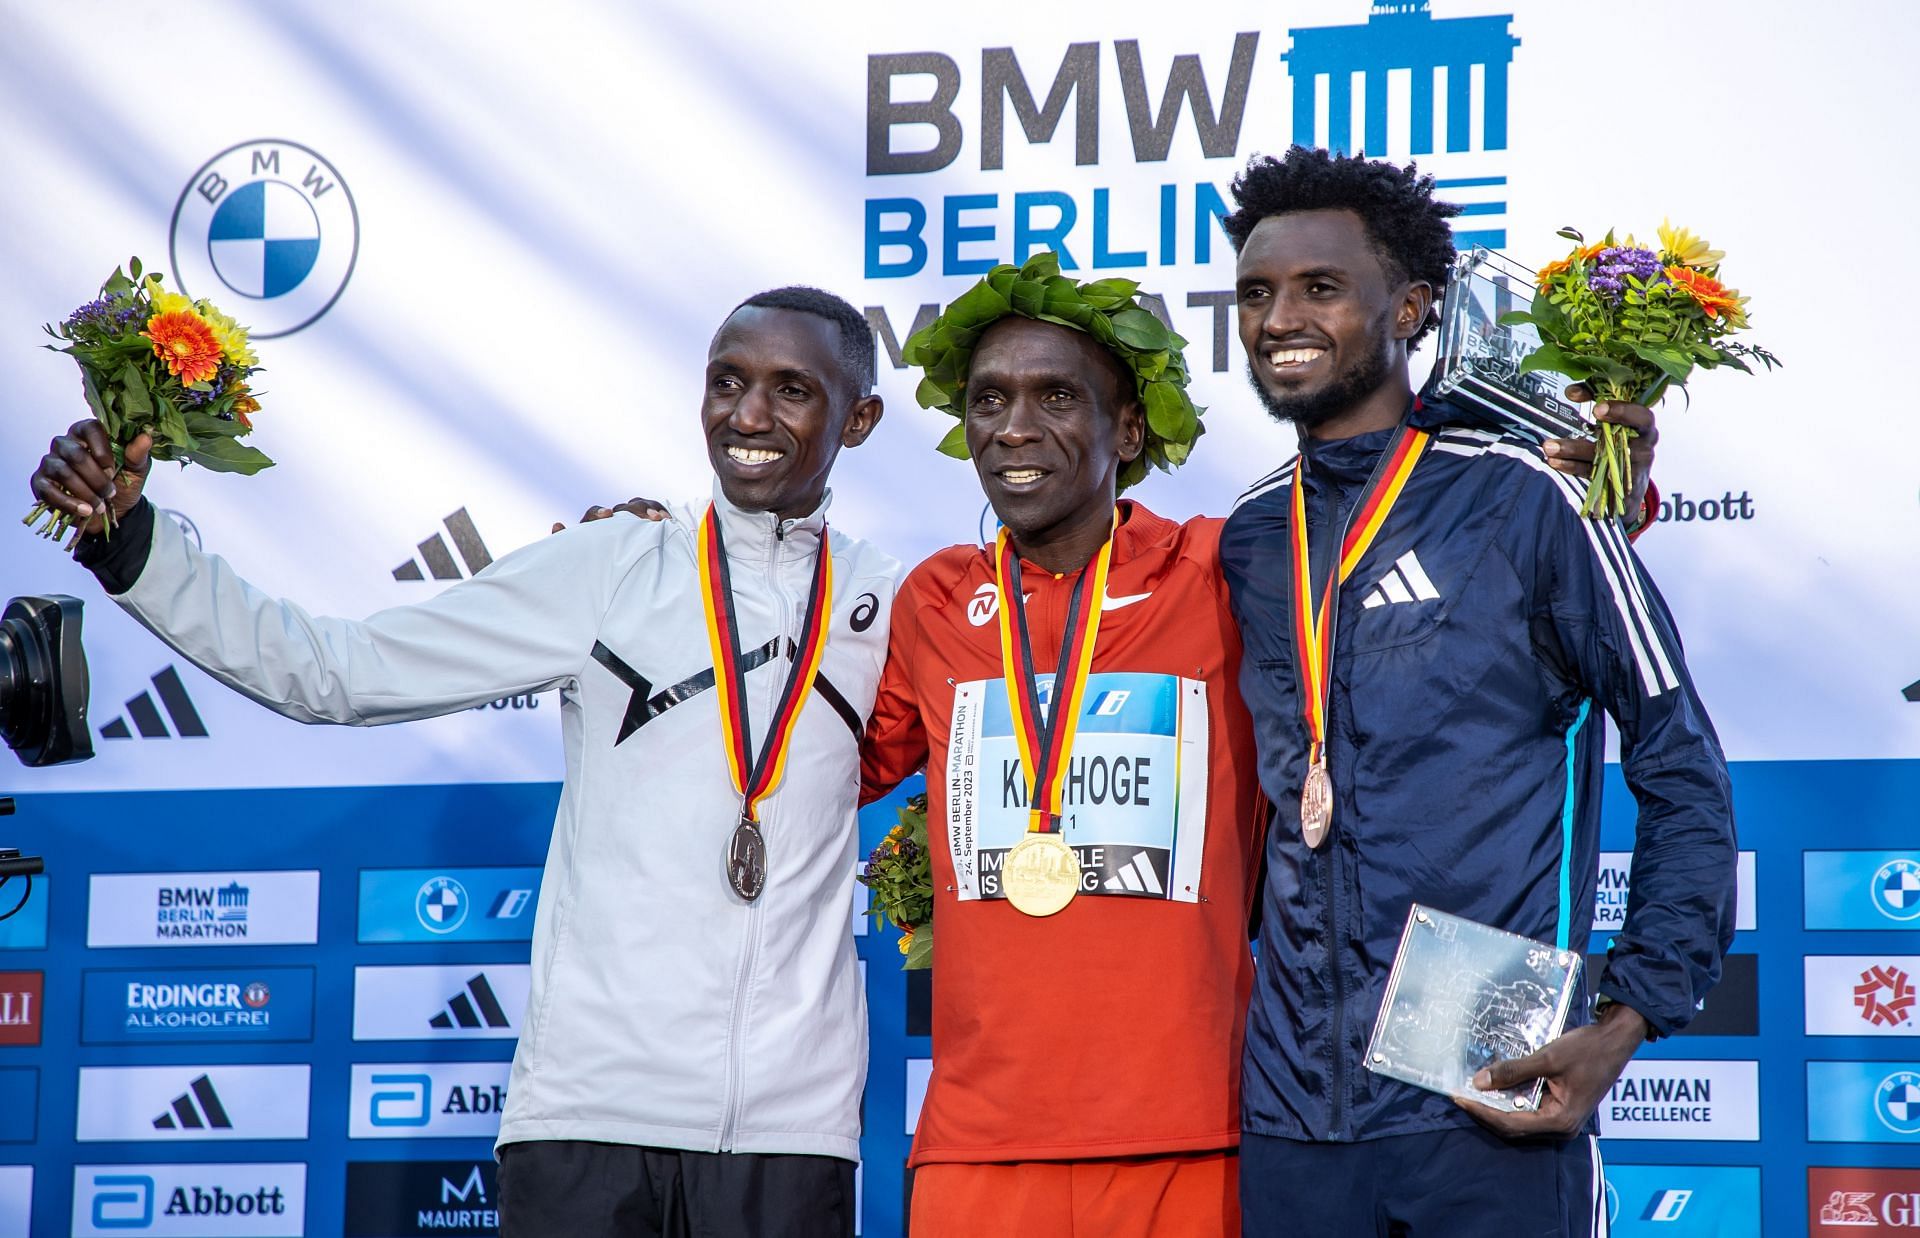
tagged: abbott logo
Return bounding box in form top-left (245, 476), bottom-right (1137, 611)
top-left (90, 1174), bottom-right (154, 1229)
top-left (369, 1074), bottom-right (431, 1127)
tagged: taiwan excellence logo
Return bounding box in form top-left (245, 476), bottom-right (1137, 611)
top-left (170, 139), bottom-right (358, 338)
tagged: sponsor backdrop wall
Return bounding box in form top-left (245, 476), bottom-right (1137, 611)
top-left (2, 2), bottom-right (1917, 1234)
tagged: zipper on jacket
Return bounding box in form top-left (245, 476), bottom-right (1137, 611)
top-left (718, 513), bottom-right (787, 1150)
top-left (1325, 835), bottom-right (1347, 1139)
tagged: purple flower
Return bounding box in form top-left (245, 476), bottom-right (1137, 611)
top-left (61, 297), bottom-right (115, 335)
top-left (1587, 246), bottom-right (1665, 303)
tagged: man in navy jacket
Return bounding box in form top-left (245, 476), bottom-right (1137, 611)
top-left (1220, 147), bottom-right (1736, 1236)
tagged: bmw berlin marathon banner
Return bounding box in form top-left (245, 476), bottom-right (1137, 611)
top-left (0, 1), bottom-right (1915, 1234)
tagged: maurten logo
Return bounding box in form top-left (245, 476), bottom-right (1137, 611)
top-left (431, 973), bottom-right (511, 1031)
top-left (101, 665), bottom-right (207, 740)
top-left (415, 877), bottom-right (469, 934)
top-left (1879, 1070), bottom-right (1920, 1136)
top-left (170, 139), bottom-right (358, 338)
top-left (1857, 964), bottom-right (1917, 1029)
top-left (1875, 859), bottom-right (1920, 922)
top-left (153, 1074), bottom-right (233, 1131)
top-left (394, 508), bottom-right (494, 582)
top-left (1360, 549), bottom-right (1441, 610)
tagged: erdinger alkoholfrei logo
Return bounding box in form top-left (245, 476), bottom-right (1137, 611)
top-left (170, 139), bottom-right (358, 338)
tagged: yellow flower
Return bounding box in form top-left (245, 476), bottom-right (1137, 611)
top-left (1657, 219), bottom-right (1724, 269)
top-left (198, 303), bottom-right (258, 368)
top-left (896, 928), bottom-right (914, 955)
top-left (142, 275), bottom-right (193, 317)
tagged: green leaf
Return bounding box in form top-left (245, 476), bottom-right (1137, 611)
top-left (1009, 277), bottom-right (1045, 318)
top-left (933, 421), bottom-right (970, 459)
top-left (1109, 306), bottom-right (1169, 350)
top-left (1517, 344), bottom-right (1593, 381)
top-left (78, 366), bottom-right (115, 435)
top-left (115, 361), bottom-right (153, 422)
top-left (1143, 381), bottom-right (1187, 438)
top-left (182, 436), bottom-right (276, 475)
top-left (1496, 309), bottom-right (1538, 329)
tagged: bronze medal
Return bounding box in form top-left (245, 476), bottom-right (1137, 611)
top-left (726, 814), bottom-right (767, 902)
top-left (1288, 423), bottom-right (1430, 852)
top-left (1300, 760), bottom-right (1334, 849)
top-left (1001, 832), bottom-right (1081, 917)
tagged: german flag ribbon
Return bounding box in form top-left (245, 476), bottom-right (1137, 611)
top-left (1289, 423), bottom-right (1429, 769)
top-left (994, 513), bottom-right (1117, 835)
top-left (698, 504), bottom-right (835, 823)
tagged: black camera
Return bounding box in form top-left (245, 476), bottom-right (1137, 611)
top-left (1, 594), bottom-right (93, 767)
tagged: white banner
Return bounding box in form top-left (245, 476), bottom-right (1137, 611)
top-left (0, 1), bottom-right (1913, 794)
top-left (347, 1062), bottom-right (512, 1140)
top-left (76, 1064), bottom-right (312, 1142)
top-left (86, 871), bottom-right (320, 948)
top-left (1598, 1059), bottom-right (1760, 1142)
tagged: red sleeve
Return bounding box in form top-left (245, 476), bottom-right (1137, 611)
top-left (858, 580), bottom-right (927, 805)
top-left (1627, 479), bottom-right (1659, 543)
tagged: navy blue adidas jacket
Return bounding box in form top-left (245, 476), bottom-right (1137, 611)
top-left (1220, 394), bottom-right (1735, 1143)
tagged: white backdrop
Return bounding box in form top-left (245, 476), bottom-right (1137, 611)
top-left (3, 0), bottom-right (1916, 792)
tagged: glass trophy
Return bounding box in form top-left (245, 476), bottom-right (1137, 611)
top-left (1364, 904), bottom-right (1582, 1114)
top-left (1428, 246), bottom-right (1591, 442)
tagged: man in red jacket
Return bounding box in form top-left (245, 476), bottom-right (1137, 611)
top-left (860, 256), bottom-right (1263, 1237)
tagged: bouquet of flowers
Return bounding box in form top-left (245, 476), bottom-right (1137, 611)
top-left (24, 257), bottom-right (271, 545)
top-left (1502, 222), bottom-right (1779, 517)
top-left (858, 794), bottom-right (933, 970)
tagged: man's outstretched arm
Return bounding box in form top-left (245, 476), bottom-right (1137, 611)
top-left (34, 421), bottom-right (635, 726)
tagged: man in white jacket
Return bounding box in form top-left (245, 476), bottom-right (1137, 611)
top-left (30, 288), bottom-right (898, 1238)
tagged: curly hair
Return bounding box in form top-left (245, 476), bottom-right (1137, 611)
top-left (1221, 146), bottom-right (1461, 346)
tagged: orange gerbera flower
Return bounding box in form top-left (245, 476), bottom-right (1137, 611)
top-left (1665, 265), bottom-right (1748, 327)
top-left (1536, 242), bottom-right (1607, 289)
top-left (143, 310), bottom-right (223, 385)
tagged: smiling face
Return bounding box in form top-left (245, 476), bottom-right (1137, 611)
top-left (963, 317), bottom-right (1143, 568)
top-left (1234, 208), bottom-right (1432, 435)
top-left (702, 306), bottom-right (881, 519)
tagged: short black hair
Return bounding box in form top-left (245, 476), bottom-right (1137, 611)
top-left (735, 286), bottom-right (877, 397)
top-left (1222, 146), bottom-right (1461, 346)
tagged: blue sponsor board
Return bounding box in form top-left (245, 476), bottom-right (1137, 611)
top-left (1808, 1061), bottom-right (1920, 1142)
top-left (80, 967), bottom-right (315, 1044)
top-left (1806, 851), bottom-right (1920, 928)
top-left (1603, 1164), bottom-right (1761, 1234)
top-left (0, 878), bottom-right (47, 949)
top-left (0, 1067), bottom-right (37, 1142)
top-left (359, 868), bottom-right (542, 943)
top-left (981, 671), bottom-right (1178, 738)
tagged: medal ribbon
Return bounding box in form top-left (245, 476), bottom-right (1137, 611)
top-left (699, 504), bottom-right (834, 823)
top-left (1290, 425), bottom-right (1430, 767)
top-left (994, 513), bottom-right (1117, 834)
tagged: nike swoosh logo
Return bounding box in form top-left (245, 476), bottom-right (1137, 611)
top-left (1103, 591), bottom-right (1152, 611)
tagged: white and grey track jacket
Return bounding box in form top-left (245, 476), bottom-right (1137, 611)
top-left (83, 482), bottom-right (901, 1160)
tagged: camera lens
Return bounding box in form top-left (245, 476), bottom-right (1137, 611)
top-left (0, 596), bottom-right (93, 767)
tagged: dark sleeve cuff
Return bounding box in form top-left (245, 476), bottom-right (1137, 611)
top-left (73, 498), bottom-right (157, 595)
top-left (1595, 981), bottom-right (1672, 1041)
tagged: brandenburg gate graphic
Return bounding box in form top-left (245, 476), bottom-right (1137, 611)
top-left (1283, 1), bottom-right (1520, 248)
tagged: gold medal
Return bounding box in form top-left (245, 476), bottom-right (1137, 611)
top-left (1002, 832), bottom-right (1082, 917)
top-left (994, 516), bottom-right (1116, 916)
top-left (1301, 760), bottom-right (1333, 849)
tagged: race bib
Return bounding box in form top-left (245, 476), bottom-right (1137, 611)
top-left (944, 672), bottom-right (1209, 902)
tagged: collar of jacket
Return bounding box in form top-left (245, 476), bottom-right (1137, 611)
top-left (705, 477), bottom-right (832, 564)
top-left (987, 498), bottom-right (1168, 578)
top-left (1296, 391), bottom-right (1471, 486)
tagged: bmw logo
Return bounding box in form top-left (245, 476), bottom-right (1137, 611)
top-left (1873, 858), bottom-right (1920, 922)
top-left (415, 876), bottom-right (470, 935)
top-left (1875, 1069), bottom-right (1920, 1136)
top-left (169, 139), bottom-right (359, 338)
